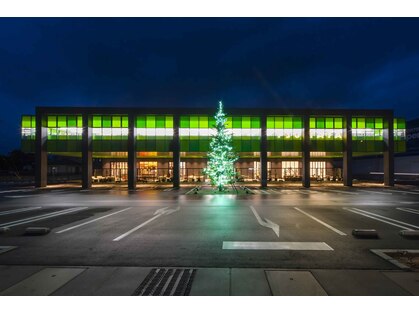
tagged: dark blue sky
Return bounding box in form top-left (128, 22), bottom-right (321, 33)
top-left (1, 18), bottom-right (419, 153)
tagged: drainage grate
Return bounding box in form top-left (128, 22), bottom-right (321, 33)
top-left (132, 268), bottom-right (196, 296)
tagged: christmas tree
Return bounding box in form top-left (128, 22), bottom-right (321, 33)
top-left (204, 101), bottom-right (238, 191)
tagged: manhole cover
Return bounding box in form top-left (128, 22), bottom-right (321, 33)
top-left (132, 268), bottom-right (196, 296)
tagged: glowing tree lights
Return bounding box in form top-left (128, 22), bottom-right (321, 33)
top-left (204, 101), bottom-right (238, 191)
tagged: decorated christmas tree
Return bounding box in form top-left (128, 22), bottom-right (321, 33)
top-left (204, 101), bottom-right (238, 191)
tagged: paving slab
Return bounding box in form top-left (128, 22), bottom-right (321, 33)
top-left (0, 265), bottom-right (44, 292)
top-left (311, 270), bottom-right (411, 296)
top-left (53, 266), bottom-right (119, 295)
top-left (53, 266), bottom-right (152, 296)
top-left (382, 272), bottom-right (419, 295)
top-left (231, 268), bottom-right (271, 296)
top-left (266, 270), bottom-right (328, 296)
top-left (190, 268), bottom-right (230, 296)
top-left (91, 267), bottom-right (152, 296)
top-left (0, 267), bottom-right (86, 296)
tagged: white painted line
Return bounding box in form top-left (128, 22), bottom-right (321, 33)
top-left (252, 189), bottom-right (261, 194)
top-left (249, 206), bottom-right (279, 237)
top-left (387, 189), bottom-right (419, 195)
top-left (293, 207), bottom-right (347, 236)
top-left (363, 190), bottom-right (392, 195)
top-left (0, 189), bottom-right (33, 194)
top-left (0, 207), bottom-right (42, 216)
top-left (0, 246), bottom-right (18, 255)
top-left (113, 206), bottom-right (179, 241)
top-left (395, 207), bottom-right (419, 215)
top-left (222, 241), bottom-right (333, 250)
top-left (350, 207), bottom-right (419, 230)
top-left (342, 207), bottom-right (415, 231)
top-left (327, 189), bottom-right (358, 195)
top-left (0, 207), bottom-right (89, 228)
top-left (400, 201), bottom-right (419, 204)
top-left (56, 207), bottom-right (133, 234)
top-left (185, 188), bottom-right (196, 195)
top-left (163, 188), bottom-right (174, 192)
top-left (4, 195), bottom-right (37, 198)
top-left (258, 189), bottom-right (270, 194)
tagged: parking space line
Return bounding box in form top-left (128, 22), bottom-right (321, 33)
top-left (0, 189), bottom-right (34, 194)
top-left (113, 206), bottom-right (179, 241)
top-left (293, 207), bottom-right (347, 235)
top-left (395, 207), bottom-right (419, 215)
top-left (185, 188), bottom-right (196, 195)
top-left (342, 207), bottom-right (418, 230)
top-left (327, 189), bottom-right (358, 195)
top-left (350, 207), bottom-right (419, 229)
top-left (56, 207), bottom-right (133, 234)
top-left (387, 189), bottom-right (419, 195)
top-left (222, 241), bottom-right (333, 250)
top-left (362, 190), bottom-right (392, 195)
top-left (0, 207), bottom-right (89, 228)
top-left (258, 189), bottom-right (270, 194)
top-left (0, 207), bottom-right (42, 216)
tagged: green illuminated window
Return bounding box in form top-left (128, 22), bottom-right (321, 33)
top-left (267, 116), bottom-right (304, 152)
top-left (136, 115), bottom-right (173, 152)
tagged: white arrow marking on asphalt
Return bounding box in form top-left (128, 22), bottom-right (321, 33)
top-left (249, 205), bottom-right (279, 237)
top-left (113, 206), bottom-right (180, 241)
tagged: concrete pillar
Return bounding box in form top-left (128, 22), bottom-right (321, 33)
top-left (260, 115), bottom-right (268, 188)
top-left (343, 114), bottom-right (353, 186)
top-left (35, 109), bottom-right (47, 187)
top-left (384, 113), bottom-right (394, 186)
top-left (302, 114), bottom-right (310, 188)
top-left (128, 113), bottom-right (137, 190)
top-left (82, 113), bottom-right (93, 189)
top-left (172, 115), bottom-right (180, 188)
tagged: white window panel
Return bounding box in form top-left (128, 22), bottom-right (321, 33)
top-left (136, 128), bottom-right (147, 136)
top-left (231, 129), bottom-right (242, 137)
top-left (155, 128), bottom-right (167, 136)
top-left (102, 128), bottom-right (112, 136)
top-left (93, 128), bottom-right (102, 136)
top-left (241, 129), bottom-right (251, 136)
top-left (250, 129), bottom-right (261, 137)
top-left (145, 128), bottom-right (155, 136)
top-left (189, 128), bottom-right (199, 136)
top-left (180, 128), bottom-right (189, 136)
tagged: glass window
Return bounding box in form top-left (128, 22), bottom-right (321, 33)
top-left (103, 116), bottom-right (111, 128)
top-left (146, 116), bottom-right (155, 128)
top-left (48, 116), bottom-right (56, 128)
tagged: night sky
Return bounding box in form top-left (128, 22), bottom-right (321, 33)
top-left (1, 17), bottom-right (419, 153)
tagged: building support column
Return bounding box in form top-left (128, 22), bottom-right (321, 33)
top-left (343, 114), bottom-right (353, 187)
top-left (302, 114), bottom-right (310, 188)
top-left (172, 115), bottom-right (180, 188)
top-left (35, 109), bottom-right (47, 188)
top-left (384, 113), bottom-right (394, 186)
top-left (82, 113), bottom-right (93, 189)
top-left (260, 115), bottom-right (268, 188)
top-left (128, 113), bottom-right (137, 190)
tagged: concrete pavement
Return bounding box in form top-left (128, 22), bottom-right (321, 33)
top-left (0, 265), bottom-right (418, 296)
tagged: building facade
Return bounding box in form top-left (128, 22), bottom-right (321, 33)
top-left (21, 107), bottom-right (406, 189)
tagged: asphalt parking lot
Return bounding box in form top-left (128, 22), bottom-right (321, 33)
top-left (0, 184), bottom-right (418, 270)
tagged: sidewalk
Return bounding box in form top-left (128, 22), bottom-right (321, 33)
top-left (0, 265), bottom-right (418, 296)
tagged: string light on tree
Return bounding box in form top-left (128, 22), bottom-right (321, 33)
top-left (204, 101), bottom-right (238, 191)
